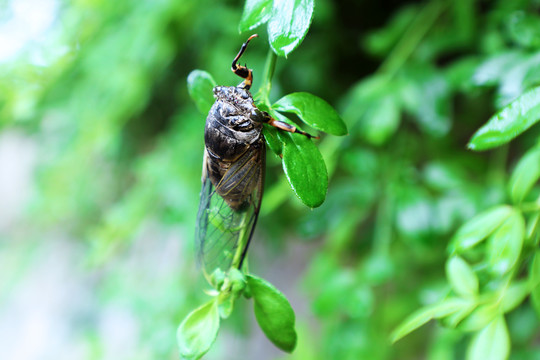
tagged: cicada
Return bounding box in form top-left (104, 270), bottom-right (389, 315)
top-left (196, 34), bottom-right (316, 283)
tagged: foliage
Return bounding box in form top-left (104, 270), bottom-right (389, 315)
top-left (180, 2), bottom-right (345, 355)
top-left (3, 0), bottom-right (540, 359)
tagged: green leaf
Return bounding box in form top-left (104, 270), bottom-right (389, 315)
top-left (446, 256), bottom-right (479, 298)
top-left (263, 123), bottom-right (283, 156)
top-left (449, 205), bottom-right (513, 253)
top-left (247, 274), bottom-right (297, 352)
top-left (218, 296), bottom-right (234, 319)
top-left (274, 111), bottom-right (328, 207)
top-left (444, 57), bottom-right (482, 92)
top-left (500, 281), bottom-right (529, 313)
top-left (496, 53), bottom-right (540, 108)
top-left (466, 316), bottom-right (510, 360)
top-left (472, 52), bottom-right (523, 87)
top-left (239, 0), bottom-right (272, 32)
top-left (258, 103), bottom-right (283, 155)
top-left (442, 300), bottom-right (477, 329)
top-left (362, 5), bottom-right (417, 57)
top-left (267, 0), bottom-right (314, 57)
top-left (391, 298), bottom-right (468, 343)
top-left (458, 304), bottom-right (498, 332)
top-left (526, 212), bottom-right (540, 245)
top-left (177, 299), bottom-right (220, 360)
top-left (398, 64), bottom-right (451, 137)
top-left (468, 86), bottom-right (540, 150)
top-left (506, 11), bottom-right (540, 49)
top-left (359, 95), bottom-right (401, 145)
top-left (341, 75), bottom-right (402, 145)
top-left (273, 92), bottom-right (348, 135)
top-left (187, 70), bottom-right (216, 114)
top-left (530, 251), bottom-right (540, 317)
top-left (487, 210), bottom-right (525, 275)
top-left (509, 145), bottom-right (540, 204)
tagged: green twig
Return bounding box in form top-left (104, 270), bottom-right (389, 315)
top-left (258, 49), bottom-right (278, 105)
top-left (378, 0), bottom-right (446, 79)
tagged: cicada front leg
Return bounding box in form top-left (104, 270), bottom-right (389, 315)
top-left (251, 109), bottom-right (319, 139)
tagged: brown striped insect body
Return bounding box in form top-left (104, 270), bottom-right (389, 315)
top-left (196, 35), bottom-right (316, 283)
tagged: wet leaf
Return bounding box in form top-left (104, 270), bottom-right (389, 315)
top-left (278, 133), bottom-right (327, 208)
top-left (239, 0), bottom-right (272, 32)
top-left (273, 92), bottom-right (348, 135)
top-left (271, 111), bottom-right (327, 207)
top-left (468, 86), bottom-right (540, 150)
top-left (268, 0), bottom-right (314, 57)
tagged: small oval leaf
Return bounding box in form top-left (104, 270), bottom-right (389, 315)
top-left (446, 256), bottom-right (479, 298)
top-left (509, 145), bottom-right (540, 204)
top-left (247, 274), bottom-right (297, 352)
top-left (458, 304), bottom-right (498, 332)
top-left (177, 299), bottom-right (220, 360)
top-left (239, 0), bottom-right (272, 32)
top-left (391, 298), bottom-right (467, 343)
top-left (468, 86), bottom-right (540, 150)
top-left (449, 205), bottom-right (514, 253)
top-left (187, 70), bottom-right (217, 114)
top-left (466, 316), bottom-right (510, 360)
top-left (487, 209), bottom-right (525, 275)
top-left (273, 92), bottom-right (348, 135)
top-left (500, 280), bottom-right (529, 313)
top-left (267, 0), bottom-right (314, 57)
top-left (273, 111), bottom-right (328, 208)
top-left (442, 301), bottom-right (477, 329)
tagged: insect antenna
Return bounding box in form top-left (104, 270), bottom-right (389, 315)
top-left (231, 34), bottom-right (258, 90)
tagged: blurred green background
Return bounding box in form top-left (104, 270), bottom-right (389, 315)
top-left (2, 0), bottom-right (540, 359)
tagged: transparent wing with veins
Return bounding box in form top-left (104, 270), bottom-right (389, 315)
top-left (195, 148), bottom-right (264, 282)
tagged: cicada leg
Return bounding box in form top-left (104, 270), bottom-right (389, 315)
top-left (231, 34), bottom-right (258, 90)
top-left (266, 117), bottom-right (320, 139)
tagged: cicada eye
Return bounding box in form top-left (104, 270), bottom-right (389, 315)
top-left (250, 109), bottom-right (265, 123)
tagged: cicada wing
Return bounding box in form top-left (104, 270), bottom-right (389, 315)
top-left (195, 145), bottom-right (264, 281)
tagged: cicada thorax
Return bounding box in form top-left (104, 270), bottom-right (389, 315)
top-left (204, 86), bottom-right (264, 211)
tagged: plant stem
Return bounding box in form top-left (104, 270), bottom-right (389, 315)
top-left (258, 49), bottom-right (277, 105)
top-left (378, 0), bottom-right (445, 79)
